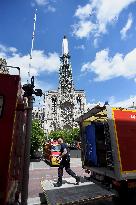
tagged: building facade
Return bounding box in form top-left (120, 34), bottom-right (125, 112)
top-left (0, 58), bottom-right (9, 74)
top-left (33, 36), bottom-right (87, 134)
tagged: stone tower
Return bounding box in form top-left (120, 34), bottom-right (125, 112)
top-left (58, 36), bottom-right (75, 129)
top-left (37, 36), bottom-right (87, 134)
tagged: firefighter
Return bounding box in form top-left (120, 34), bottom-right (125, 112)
top-left (54, 138), bottom-right (80, 187)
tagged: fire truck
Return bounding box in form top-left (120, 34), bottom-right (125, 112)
top-left (77, 105), bottom-right (136, 197)
top-left (0, 73), bottom-right (27, 205)
top-left (43, 140), bottom-right (61, 166)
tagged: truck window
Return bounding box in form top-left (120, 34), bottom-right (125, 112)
top-left (0, 96), bottom-right (4, 117)
top-left (51, 145), bottom-right (61, 151)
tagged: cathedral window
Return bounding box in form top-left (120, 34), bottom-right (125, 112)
top-left (52, 96), bottom-right (57, 112)
top-left (76, 95), bottom-right (82, 110)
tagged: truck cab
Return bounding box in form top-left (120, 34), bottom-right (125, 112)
top-left (43, 140), bottom-right (61, 166)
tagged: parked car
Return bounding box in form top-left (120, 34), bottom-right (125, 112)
top-left (69, 141), bottom-right (81, 150)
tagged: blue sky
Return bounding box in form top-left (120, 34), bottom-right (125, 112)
top-left (1, 0), bottom-right (136, 108)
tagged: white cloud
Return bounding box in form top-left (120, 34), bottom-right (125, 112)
top-left (94, 0), bottom-right (135, 33)
top-left (73, 20), bottom-right (96, 38)
top-left (73, 0), bottom-right (136, 38)
top-left (87, 95), bottom-right (136, 110)
top-left (86, 101), bottom-right (103, 110)
top-left (110, 95), bottom-right (136, 108)
top-left (81, 48), bottom-right (136, 81)
top-left (47, 5), bottom-right (56, 12)
top-left (9, 47), bottom-right (18, 53)
top-left (33, 0), bottom-right (56, 12)
top-left (0, 44), bottom-right (60, 83)
top-left (34, 0), bottom-right (48, 6)
top-left (75, 4), bottom-right (93, 20)
top-left (120, 13), bottom-right (133, 39)
top-left (0, 44), bottom-right (17, 54)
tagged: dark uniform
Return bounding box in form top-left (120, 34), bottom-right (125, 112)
top-left (56, 143), bottom-right (80, 187)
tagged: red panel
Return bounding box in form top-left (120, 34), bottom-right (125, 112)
top-left (113, 109), bottom-right (136, 172)
top-left (0, 74), bottom-right (20, 204)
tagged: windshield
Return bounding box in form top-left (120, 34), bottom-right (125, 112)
top-left (51, 145), bottom-right (61, 151)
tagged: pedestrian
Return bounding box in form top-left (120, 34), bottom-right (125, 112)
top-left (54, 137), bottom-right (80, 187)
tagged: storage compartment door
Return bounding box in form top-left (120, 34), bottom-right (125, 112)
top-left (85, 124), bottom-right (97, 166)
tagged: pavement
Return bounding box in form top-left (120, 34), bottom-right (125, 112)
top-left (28, 197), bottom-right (41, 205)
top-left (28, 158), bottom-right (135, 205)
top-left (28, 158), bottom-right (85, 205)
top-left (29, 158), bottom-right (82, 171)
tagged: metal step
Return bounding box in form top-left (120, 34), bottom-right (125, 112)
top-left (41, 177), bottom-right (114, 205)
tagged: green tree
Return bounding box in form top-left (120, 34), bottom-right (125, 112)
top-left (64, 128), bottom-right (80, 144)
top-left (48, 128), bottom-right (80, 144)
top-left (31, 119), bottom-right (45, 157)
top-left (71, 128), bottom-right (80, 141)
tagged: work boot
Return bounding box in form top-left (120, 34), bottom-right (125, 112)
top-left (75, 176), bottom-right (80, 185)
top-left (54, 181), bottom-right (62, 187)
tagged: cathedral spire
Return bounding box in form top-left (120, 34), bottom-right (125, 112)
top-left (59, 35), bottom-right (73, 95)
top-left (42, 36), bottom-right (86, 132)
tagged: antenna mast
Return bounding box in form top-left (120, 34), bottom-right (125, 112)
top-left (28, 9), bottom-right (37, 81)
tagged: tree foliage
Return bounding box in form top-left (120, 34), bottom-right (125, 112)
top-left (31, 119), bottom-right (45, 156)
top-left (48, 128), bottom-right (80, 144)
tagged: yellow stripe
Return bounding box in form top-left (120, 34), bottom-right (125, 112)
top-left (122, 170), bottom-right (136, 173)
top-left (112, 107), bottom-right (136, 112)
top-left (83, 121), bottom-right (91, 127)
top-left (112, 108), bottom-right (123, 172)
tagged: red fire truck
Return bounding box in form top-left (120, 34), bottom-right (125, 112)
top-left (77, 105), bottom-right (136, 197)
top-left (43, 140), bottom-right (61, 166)
top-left (0, 73), bottom-right (27, 205)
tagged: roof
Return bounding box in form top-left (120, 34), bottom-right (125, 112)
top-left (75, 105), bottom-right (107, 123)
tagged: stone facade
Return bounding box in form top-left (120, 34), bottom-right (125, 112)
top-left (0, 58), bottom-right (9, 74)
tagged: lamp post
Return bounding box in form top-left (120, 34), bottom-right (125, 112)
top-left (21, 76), bottom-right (42, 205)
